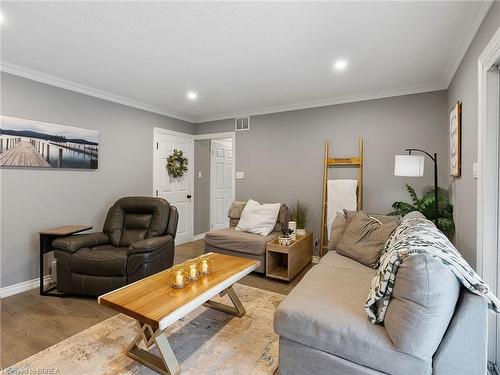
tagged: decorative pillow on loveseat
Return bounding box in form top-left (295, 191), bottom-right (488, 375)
top-left (336, 211), bottom-right (399, 267)
top-left (236, 199), bottom-right (281, 236)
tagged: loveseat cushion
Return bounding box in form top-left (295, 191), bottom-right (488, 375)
top-left (205, 227), bottom-right (279, 256)
top-left (274, 251), bottom-right (431, 375)
top-left (70, 245), bottom-right (129, 276)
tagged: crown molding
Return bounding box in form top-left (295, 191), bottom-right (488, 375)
top-left (0, 61), bottom-right (196, 123)
top-left (192, 82), bottom-right (447, 123)
top-left (442, 0), bottom-right (493, 88)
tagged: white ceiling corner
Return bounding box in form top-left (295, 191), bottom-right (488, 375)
top-left (441, 0), bottom-right (494, 88)
top-left (0, 61), bottom-right (196, 123)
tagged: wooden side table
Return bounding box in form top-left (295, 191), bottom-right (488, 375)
top-left (39, 225), bottom-right (92, 296)
top-left (266, 232), bottom-right (313, 282)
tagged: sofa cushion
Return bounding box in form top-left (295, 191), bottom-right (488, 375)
top-left (70, 245), bottom-right (129, 276)
top-left (328, 211), bottom-right (400, 253)
top-left (384, 254), bottom-right (460, 360)
top-left (327, 213), bottom-right (347, 251)
top-left (229, 201), bottom-right (247, 220)
top-left (205, 227), bottom-right (279, 256)
top-left (337, 211), bottom-right (399, 268)
top-left (274, 251), bottom-right (431, 375)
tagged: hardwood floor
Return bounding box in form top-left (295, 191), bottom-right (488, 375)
top-left (0, 239), bottom-right (311, 368)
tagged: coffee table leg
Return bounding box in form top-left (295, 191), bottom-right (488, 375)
top-left (203, 285), bottom-right (246, 317)
top-left (126, 322), bottom-right (180, 375)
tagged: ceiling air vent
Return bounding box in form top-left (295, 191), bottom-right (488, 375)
top-left (235, 117), bottom-right (250, 131)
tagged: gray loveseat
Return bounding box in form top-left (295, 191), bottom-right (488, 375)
top-left (205, 201), bottom-right (289, 273)
top-left (274, 217), bottom-right (488, 374)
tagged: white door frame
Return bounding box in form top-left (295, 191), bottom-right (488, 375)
top-left (477, 26), bottom-right (500, 366)
top-left (194, 132), bottom-right (236, 231)
top-left (153, 127), bottom-right (195, 242)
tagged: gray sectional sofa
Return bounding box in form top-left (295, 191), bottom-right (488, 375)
top-left (274, 218), bottom-right (488, 374)
top-left (205, 201), bottom-right (289, 273)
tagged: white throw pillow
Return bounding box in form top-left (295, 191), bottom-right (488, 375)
top-left (236, 199), bottom-right (281, 236)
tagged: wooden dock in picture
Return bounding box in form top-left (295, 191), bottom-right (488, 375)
top-left (0, 140), bottom-right (51, 167)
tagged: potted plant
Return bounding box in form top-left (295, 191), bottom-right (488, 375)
top-left (292, 201), bottom-right (309, 236)
top-left (279, 224), bottom-right (293, 246)
top-left (390, 184), bottom-right (455, 239)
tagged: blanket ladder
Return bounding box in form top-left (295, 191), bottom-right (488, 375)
top-left (320, 138), bottom-right (364, 256)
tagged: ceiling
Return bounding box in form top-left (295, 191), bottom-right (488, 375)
top-left (0, 1), bottom-right (492, 123)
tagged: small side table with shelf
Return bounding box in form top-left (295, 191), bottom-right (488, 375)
top-left (266, 232), bottom-right (313, 282)
top-left (39, 225), bottom-right (92, 296)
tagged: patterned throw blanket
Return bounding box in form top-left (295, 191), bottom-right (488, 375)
top-left (365, 216), bottom-right (500, 324)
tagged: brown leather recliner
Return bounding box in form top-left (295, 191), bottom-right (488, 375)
top-left (52, 196), bottom-right (178, 296)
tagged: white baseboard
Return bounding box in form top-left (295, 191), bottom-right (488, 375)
top-left (0, 275), bottom-right (53, 298)
top-left (192, 232), bottom-right (207, 241)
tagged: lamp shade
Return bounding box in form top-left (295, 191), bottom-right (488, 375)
top-left (394, 155), bottom-right (425, 177)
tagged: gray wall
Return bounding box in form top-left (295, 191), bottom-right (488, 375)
top-left (447, 2), bottom-right (500, 268)
top-left (0, 72), bottom-right (194, 288)
top-left (194, 139), bottom-right (211, 235)
top-left (196, 91), bottom-right (449, 247)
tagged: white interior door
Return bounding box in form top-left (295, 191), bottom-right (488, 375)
top-left (489, 65), bottom-right (500, 366)
top-left (154, 128), bottom-right (194, 245)
top-left (210, 139), bottom-right (233, 230)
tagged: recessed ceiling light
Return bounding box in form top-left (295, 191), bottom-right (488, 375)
top-left (187, 91), bottom-right (198, 100)
top-left (334, 59), bottom-right (348, 71)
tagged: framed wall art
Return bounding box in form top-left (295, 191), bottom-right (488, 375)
top-left (449, 101), bottom-right (461, 177)
top-left (0, 115), bottom-right (99, 169)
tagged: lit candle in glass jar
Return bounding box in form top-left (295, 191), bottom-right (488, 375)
top-left (201, 259), bottom-right (208, 274)
top-left (175, 270), bottom-right (183, 287)
top-left (189, 264), bottom-right (197, 279)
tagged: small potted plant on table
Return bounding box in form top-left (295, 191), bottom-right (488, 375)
top-left (279, 224), bottom-right (293, 246)
top-left (292, 201), bottom-right (309, 236)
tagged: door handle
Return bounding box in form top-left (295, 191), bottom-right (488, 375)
top-left (187, 194), bottom-right (192, 199)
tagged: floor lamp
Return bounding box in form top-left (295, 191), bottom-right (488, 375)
top-left (394, 149), bottom-right (439, 226)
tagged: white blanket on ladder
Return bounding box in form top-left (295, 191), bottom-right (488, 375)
top-left (327, 179), bottom-right (358, 239)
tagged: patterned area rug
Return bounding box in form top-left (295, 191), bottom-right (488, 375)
top-left (6, 284), bottom-right (285, 375)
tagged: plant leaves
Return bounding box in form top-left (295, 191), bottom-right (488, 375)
top-left (391, 184), bottom-right (455, 239)
top-left (406, 184), bottom-right (421, 208)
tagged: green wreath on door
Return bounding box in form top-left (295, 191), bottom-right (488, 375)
top-left (166, 149), bottom-right (188, 178)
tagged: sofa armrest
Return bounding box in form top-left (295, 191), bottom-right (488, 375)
top-left (129, 235), bottom-right (173, 254)
top-left (52, 232), bottom-right (110, 253)
top-left (433, 289), bottom-right (488, 375)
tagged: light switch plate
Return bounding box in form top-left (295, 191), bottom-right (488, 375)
top-left (473, 162), bottom-right (479, 179)
top-left (236, 171), bottom-right (244, 179)
top-left (198, 171), bottom-right (202, 178)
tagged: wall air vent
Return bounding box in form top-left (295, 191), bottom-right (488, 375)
top-left (235, 117), bottom-right (250, 131)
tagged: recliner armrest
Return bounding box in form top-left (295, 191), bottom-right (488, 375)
top-left (52, 232), bottom-right (110, 253)
top-left (129, 235), bottom-right (174, 254)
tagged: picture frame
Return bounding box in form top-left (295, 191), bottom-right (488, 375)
top-left (0, 115), bottom-right (99, 169)
top-left (449, 101), bottom-right (461, 177)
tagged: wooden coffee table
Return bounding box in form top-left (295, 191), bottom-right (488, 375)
top-left (98, 253), bottom-right (259, 375)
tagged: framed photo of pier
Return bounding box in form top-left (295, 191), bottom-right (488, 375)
top-left (0, 115), bottom-right (99, 169)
